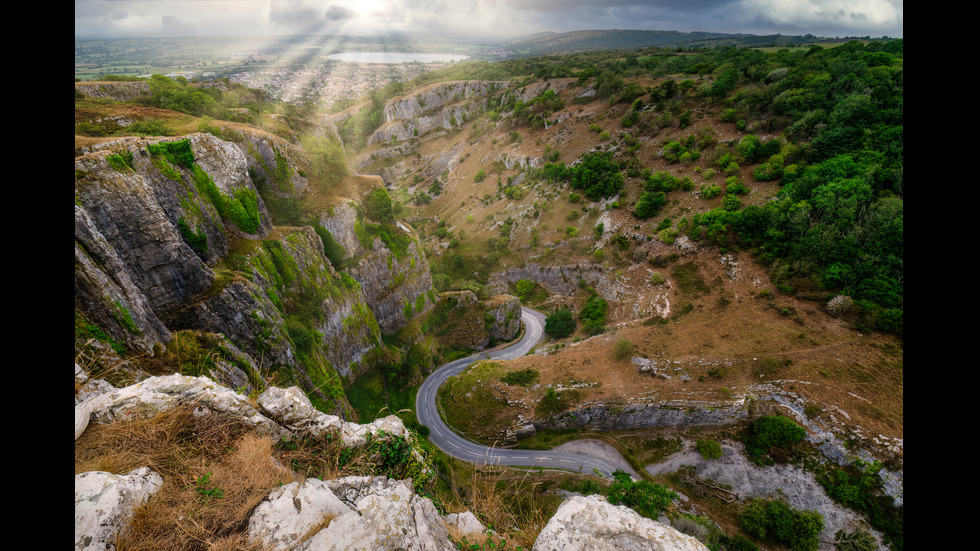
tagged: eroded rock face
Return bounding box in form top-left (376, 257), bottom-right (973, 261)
top-left (420, 292), bottom-right (522, 352)
top-left (75, 467), bottom-right (164, 551)
top-left (75, 81), bottom-right (151, 102)
top-left (532, 495), bottom-right (709, 551)
top-left (74, 134), bottom-right (269, 354)
top-left (318, 202), bottom-right (434, 336)
top-left (535, 402), bottom-right (747, 432)
top-left (74, 132), bottom-right (393, 406)
top-left (488, 263), bottom-right (614, 300)
top-left (368, 80), bottom-right (509, 145)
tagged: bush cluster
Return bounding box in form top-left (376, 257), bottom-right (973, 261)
top-left (740, 415), bottom-right (806, 465)
top-left (739, 498), bottom-right (823, 551)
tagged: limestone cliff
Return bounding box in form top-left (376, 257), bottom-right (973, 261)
top-left (318, 202), bottom-right (434, 335)
top-left (417, 291), bottom-right (522, 353)
top-left (74, 128), bottom-right (433, 416)
top-left (368, 80), bottom-right (509, 145)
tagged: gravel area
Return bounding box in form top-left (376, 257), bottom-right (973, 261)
top-left (646, 441), bottom-right (886, 549)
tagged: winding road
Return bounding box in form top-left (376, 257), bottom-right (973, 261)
top-left (416, 307), bottom-right (622, 478)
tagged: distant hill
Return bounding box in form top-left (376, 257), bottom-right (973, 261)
top-left (504, 29), bottom-right (829, 56)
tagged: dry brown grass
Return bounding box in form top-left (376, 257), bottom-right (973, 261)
top-left (439, 458), bottom-right (562, 549)
top-left (75, 406), bottom-right (297, 551)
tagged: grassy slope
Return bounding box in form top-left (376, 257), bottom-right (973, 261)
top-left (368, 75), bottom-right (903, 452)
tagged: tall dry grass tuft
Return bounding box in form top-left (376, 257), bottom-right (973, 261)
top-left (443, 454), bottom-right (555, 549)
top-left (76, 404), bottom-right (297, 551)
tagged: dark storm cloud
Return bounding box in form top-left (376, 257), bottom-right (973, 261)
top-left (326, 5), bottom-right (356, 21)
top-left (269, 0), bottom-right (323, 27)
top-left (504, 0), bottom-right (734, 10)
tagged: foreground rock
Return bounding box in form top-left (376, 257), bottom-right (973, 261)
top-left (79, 374), bottom-right (412, 447)
top-left (248, 476), bottom-right (456, 551)
top-left (532, 495), bottom-right (709, 551)
top-left (75, 467), bottom-right (164, 551)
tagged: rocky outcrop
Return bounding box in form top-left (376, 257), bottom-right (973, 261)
top-left (422, 292), bottom-right (522, 352)
top-left (489, 263), bottom-right (615, 299)
top-left (75, 467), bottom-right (164, 551)
top-left (368, 80), bottom-right (509, 145)
top-left (318, 203), bottom-right (434, 335)
top-left (484, 295), bottom-right (523, 343)
top-left (532, 494), bottom-right (709, 551)
top-left (75, 373), bottom-right (439, 551)
top-left (75, 81), bottom-right (151, 102)
top-left (249, 476), bottom-right (455, 551)
top-left (535, 402), bottom-right (748, 432)
top-left (80, 373), bottom-right (414, 447)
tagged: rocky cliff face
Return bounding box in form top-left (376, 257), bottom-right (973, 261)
top-left (419, 291), bottom-right (522, 352)
top-left (318, 203), bottom-right (434, 335)
top-left (367, 80), bottom-right (509, 145)
top-left (75, 128), bottom-right (434, 415)
top-left (75, 81), bottom-right (151, 102)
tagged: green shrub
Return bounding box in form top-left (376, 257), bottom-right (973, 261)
top-left (613, 339), bottom-right (634, 360)
top-left (739, 498), bottom-right (823, 551)
top-left (579, 293), bottom-right (608, 335)
top-left (313, 224), bottom-right (347, 269)
top-left (545, 308), bottom-right (575, 338)
top-left (696, 439), bottom-right (723, 460)
top-left (364, 187), bottom-right (394, 223)
top-left (634, 191), bottom-right (666, 219)
top-left (515, 279), bottom-right (537, 302)
top-left (177, 217), bottom-right (208, 252)
top-left (701, 184), bottom-right (722, 199)
top-left (106, 151), bottom-right (134, 171)
top-left (285, 317), bottom-right (314, 353)
top-left (501, 368), bottom-right (540, 386)
top-left (740, 415), bottom-right (806, 465)
top-left (606, 470), bottom-right (677, 520)
top-left (570, 151), bottom-right (623, 200)
top-left (147, 138), bottom-right (194, 167)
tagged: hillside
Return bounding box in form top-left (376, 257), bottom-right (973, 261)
top-left (76, 39), bottom-right (902, 551)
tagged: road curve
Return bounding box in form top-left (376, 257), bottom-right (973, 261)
top-left (416, 307), bottom-right (622, 478)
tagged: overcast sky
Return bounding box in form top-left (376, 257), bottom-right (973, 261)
top-left (75, 0), bottom-right (903, 40)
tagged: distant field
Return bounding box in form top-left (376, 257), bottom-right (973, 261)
top-left (754, 40), bottom-right (867, 52)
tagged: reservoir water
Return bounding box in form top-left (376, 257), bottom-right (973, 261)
top-left (327, 52), bottom-right (469, 64)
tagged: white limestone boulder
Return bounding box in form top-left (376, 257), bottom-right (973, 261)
top-left (256, 385), bottom-right (344, 437)
top-left (247, 478), bottom-right (354, 550)
top-left (445, 511), bottom-right (486, 537)
top-left (80, 374), bottom-right (288, 439)
top-left (248, 476), bottom-right (455, 551)
top-left (74, 467), bottom-right (164, 551)
top-left (532, 495), bottom-right (709, 551)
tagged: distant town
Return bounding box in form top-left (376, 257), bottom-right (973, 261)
top-left (75, 35), bottom-right (512, 108)
top-left (226, 59), bottom-right (462, 109)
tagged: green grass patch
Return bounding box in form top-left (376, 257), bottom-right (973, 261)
top-left (671, 262), bottom-right (711, 295)
top-left (500, 368), bottom-right (540, 387)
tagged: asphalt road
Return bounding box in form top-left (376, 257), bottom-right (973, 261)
top-left (415, 307), bottom-right (622, 478)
